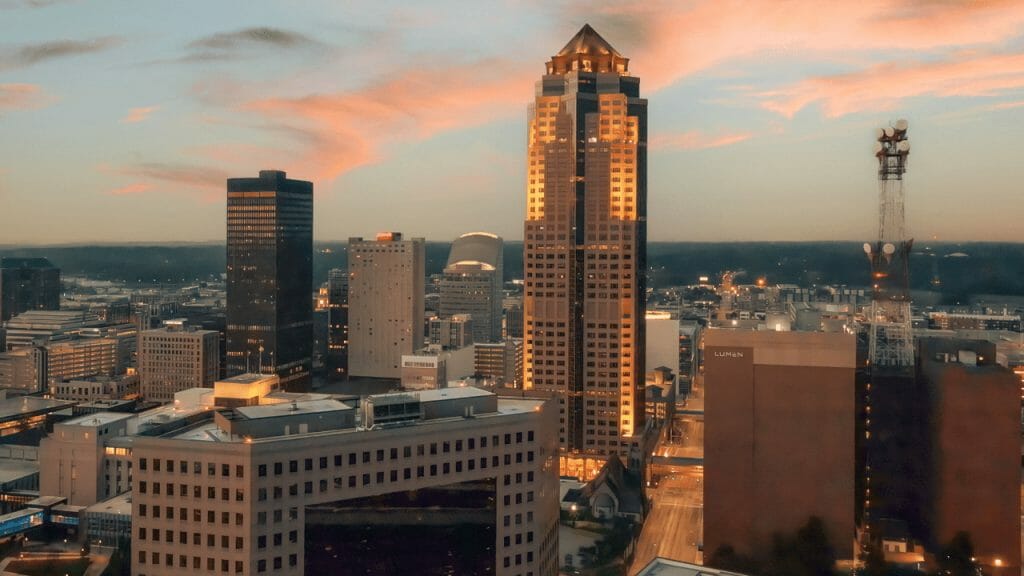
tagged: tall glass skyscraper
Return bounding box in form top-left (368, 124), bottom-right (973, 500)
top-left (226, 170), bottom-right (313, 392)
top-left (523, 25), bottom-right (647, 479)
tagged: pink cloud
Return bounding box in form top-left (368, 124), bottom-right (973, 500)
top-left (109, 182), bottom-right (154, 196)
top-left (235, 59), bottom-right (535, 182)
top-left (0, 83), bottom-right (53, 111)
top-left (584, 0), bottom-right (1024, 92)
top-left (987, 100), bottom-right (1024, 111)
top-left (99, 162), bottom-right (228, 203)
top-left (650, 130), bottom-right (753, 151)
top-left (121, 105), bottom-right (159, 123)
top-left (759, 52), bottom-right (1024, 118)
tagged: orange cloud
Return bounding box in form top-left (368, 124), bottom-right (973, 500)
top-left (109, 182), bottom-right (154, 196)
top-left (760, 52), bottom-right (1024, 118)
top-left (650, 130), bottom-right (753, 151)
top-left (238, 59), bottom-right (534, 182)
top-left (0, 83), bottom-right (52, 111)
top-left (121, 105), bottom-right (159, 123)
top-left (585, 0), bottom-right (1024, 92)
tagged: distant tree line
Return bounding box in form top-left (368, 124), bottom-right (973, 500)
top-left (4, 242), bottom-right (1024, 299)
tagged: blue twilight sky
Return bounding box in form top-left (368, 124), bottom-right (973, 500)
top-left (1, 0), bottom-right (1023, 244)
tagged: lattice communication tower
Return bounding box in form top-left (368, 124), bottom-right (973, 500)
top-left (864, 120), bottom-right (913, 374)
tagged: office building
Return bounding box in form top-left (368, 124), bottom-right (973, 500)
top-left (440, 233), bottom-right (504, 343)
top-left (0, 257), bottom-right (60, 323)
top-left (348, 233), bottom-right (425, 379)
top-left (326, 268), bottom-right (349, 382)
top-left (475, 339), bottom-right (524, 388)
top-left (226, 170), bottom-right (314, 392)
top-left (704, 329), bottom-right (856, 563)
top-left (39, 412), bottom-right (135, 506)
top-left (523, 25), bottom-right (647, 479)
top-left (54, 373), bottom-right (139, 402)
top-left (504, 297), bottom-right (524, 339)
top-left (139, 319), bottom-right (220, 402)
top-left (3, 310), bottom-right (101, 349)
top-left (429, 314), bottom-right (474, 349)
top-left (45, 337), bottom-right (120, 393)
top-left (864, 338), bottom-right (1019, 572)
top-left (926, 311), bottom-right (1021, 332)
top-left (131, 386), bottom-right (559, 576)
top-left (0, 346), bottom-right (46, 393)
top-left (645, 311), bottom-right (680, 377)
top-left (401, 345), bottom-right (475, 390)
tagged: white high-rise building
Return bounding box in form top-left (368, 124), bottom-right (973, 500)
top-left (348, 233), bottom-right (425, 379)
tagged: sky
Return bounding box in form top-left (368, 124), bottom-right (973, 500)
top-left (1, 0), bottom-right (1023, 244)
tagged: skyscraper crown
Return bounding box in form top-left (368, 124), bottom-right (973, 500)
top-left (546, 24), bottom-right (629, 75)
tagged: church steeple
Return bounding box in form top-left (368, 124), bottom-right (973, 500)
top-left (546, 24), bottom-right (629, 75)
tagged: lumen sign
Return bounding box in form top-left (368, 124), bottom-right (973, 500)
top-left (713, 350), bottom-right (745, 359)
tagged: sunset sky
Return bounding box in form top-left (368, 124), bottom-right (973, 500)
top-left (1, 0), bottom-right (1023, 244)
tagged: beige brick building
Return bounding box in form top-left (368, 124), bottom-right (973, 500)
top-left (139, 320), bottom-right (219, 402)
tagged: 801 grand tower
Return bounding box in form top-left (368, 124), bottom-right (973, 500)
top-left (523, 25), bottom-right (647, 479)
top-left (226, 170), bottom-right (313, 392)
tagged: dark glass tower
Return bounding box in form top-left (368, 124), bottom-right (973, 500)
top-left (0, 258), bottom-right (60, 323)
top-left (523, 25), bottom-right (648, 479)
top-left (226, 170), bottom-right (313, 391)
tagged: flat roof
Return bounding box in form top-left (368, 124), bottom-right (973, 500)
top-left (84, 491), bottom-right (132, 517)
top-left (219, 373), bottom-right (277, 385)
top-left (417, 387), bottom-right (494, 402)
top-left (163, 396), bottom-right (544, 444)
top-left (235, 398), bottom-right (352, 420)
top-left (0, 459), bottom-right (38, 484)
top-left (60, 412), bottom-right (133, 428)
top-left (637, 558), bottom-right (750, 576)
top-left (0, 397), bottom-right (76, 423)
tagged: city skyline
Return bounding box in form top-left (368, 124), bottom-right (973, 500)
top-left (2, 1), bottom-right (1024, 244)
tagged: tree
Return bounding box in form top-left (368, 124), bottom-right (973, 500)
top-left (934, 532), bottom-right (977, 576)
top-left (708, 544), bottom-right (762, 575)
top-left (766, 516), bottom-right (837, 576)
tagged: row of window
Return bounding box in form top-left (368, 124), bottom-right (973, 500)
top-left (254, 432), bottom-right (535, 478)
top-left (136, 551), bottom-right (296, 573)
top-left (138, 459), bottom-right (244, 477)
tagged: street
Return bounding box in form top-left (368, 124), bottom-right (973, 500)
top-left (629, 376), bottom-right (705, 574)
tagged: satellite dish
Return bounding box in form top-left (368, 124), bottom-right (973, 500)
top-left (897, 140), bottom-right (910, 153)
top-left (863, 243), bottom-right (872, 254)
top-left (884, 127), bottom-right (895, 138)
top-left (883, 243), bottom-right (896, 255)
top-left (873, 142), bottom-right (883, 155)
top-left (894, 119), bottom-right (908, 132)
top-left (876, 128), bottom-right (886, 141)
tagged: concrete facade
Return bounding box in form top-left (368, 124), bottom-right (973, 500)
top-left (704, 329), bottom-right (856, 562)
top-left (139, 321), bottom-right (219, 402)
top-left (348, 233), bottom-right (425, 379)
top-left (131, 388), bottom-right (560, 576)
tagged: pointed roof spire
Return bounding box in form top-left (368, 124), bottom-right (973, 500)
top-left (557, 24), bottom-right (622, 58)
top-left (546, 24), bottom-right (629, 76)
